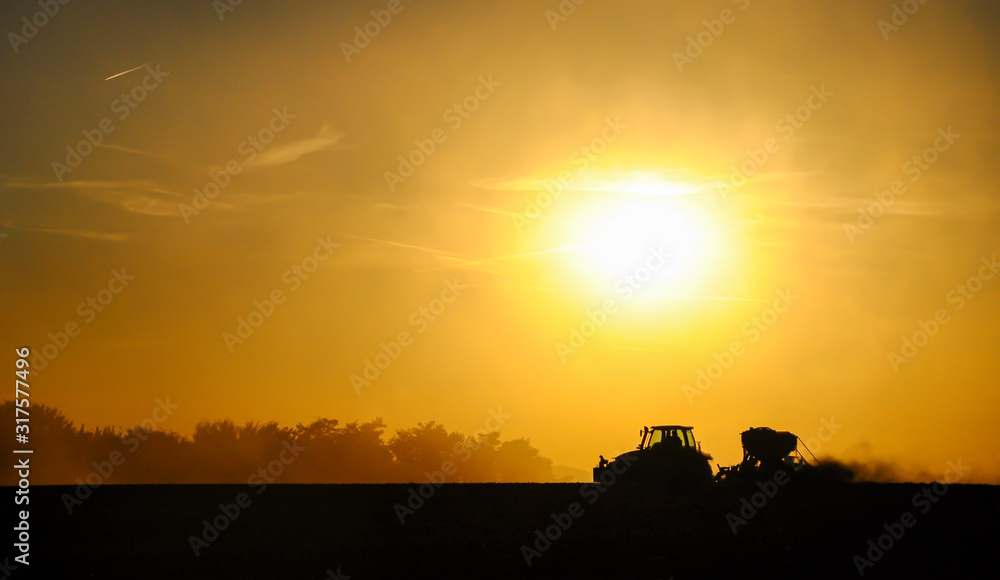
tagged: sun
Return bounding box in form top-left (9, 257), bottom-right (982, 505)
top-left (584, 202), bottom-right (707, 277)
top-left (559, 180), bottom-right (720, 290)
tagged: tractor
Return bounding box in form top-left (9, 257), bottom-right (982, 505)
top-left (593, 425), bottom-right (714, 487)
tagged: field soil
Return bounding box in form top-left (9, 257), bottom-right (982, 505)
top-left (8, 481), bottom-right (997, 578)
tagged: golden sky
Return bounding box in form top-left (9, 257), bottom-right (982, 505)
top-left (2, 0), bottom-right (998, 481)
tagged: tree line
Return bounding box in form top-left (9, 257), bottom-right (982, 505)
top-left (0, 401), bottom-right (554, 485)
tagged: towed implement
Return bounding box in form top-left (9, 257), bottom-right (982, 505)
top-left (714, 426), bottom-right (817, 482)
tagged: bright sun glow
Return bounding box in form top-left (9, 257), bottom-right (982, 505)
top-left (558, 176), bottom-right (721, 291)
top-left (585, 202), bottom-right (708, 278)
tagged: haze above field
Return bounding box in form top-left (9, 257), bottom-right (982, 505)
top-left (1, 0), bottom-right (998, 482)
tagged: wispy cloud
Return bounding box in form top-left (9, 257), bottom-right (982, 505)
top-left (98, 143), bottom-right (172, 159)
top-left (250, 125), bottom-right (348, 169)
top-left (343, 234), bottom-right (470, 260)
top-left (0, 179), bottom-right (156, 191)
top-left (457, 202), bottom-right (523, 218)
top-left (0, 178), bottom-right (183, 218)
top-left (70, 187), bottom-right (181, 218)
top-left (746, 189), bottom-right (1000, 222)
top-left (2, 220), bottom-right (128, 242)
top-left (372, 202), bottom-right (411, 213)
top-left (443, 246), bottom-right (581, 271)
top-left (436, 248), bottom-right (582, 276)
top-left (471, 170), bottom-right (705, 195)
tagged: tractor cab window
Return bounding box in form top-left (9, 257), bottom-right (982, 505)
top-left (644, 427), bottom-right (697, 450)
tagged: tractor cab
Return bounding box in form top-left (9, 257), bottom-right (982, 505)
top-left (639, 425), bottom-right (701, 452)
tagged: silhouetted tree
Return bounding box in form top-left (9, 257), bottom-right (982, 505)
top-left (1, 401), bottom-right (89, 484)
top-left (289, 418), bottom-right (393, 482)
top-left (116, 429), bottom-right (190, 483)
top-left (461, 431), bottom-right (502, 482)
top-left (0, 402), bottom-right (558, 484)
top-left (496, 438), bottom-right (554, 482)
top-left (389, 422), bottom-right (466, 482)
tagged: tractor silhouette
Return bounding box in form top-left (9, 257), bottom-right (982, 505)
top-left (593, 425), bottom-right (714, 487)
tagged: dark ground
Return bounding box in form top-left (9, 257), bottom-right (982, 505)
top-left (6, 480), bottom-right (997, 579)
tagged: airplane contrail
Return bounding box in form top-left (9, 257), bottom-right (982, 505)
top-left (104, 64), bottom-right (147, 81)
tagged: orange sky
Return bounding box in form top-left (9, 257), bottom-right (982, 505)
top-left (2, 0), bottom-right (999, 482)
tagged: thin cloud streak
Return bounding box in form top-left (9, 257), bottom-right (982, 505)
top-left (343, 234), bottom-right (472, 260)
top-left (2, 221), bottom-right (128, 242)
top-left (0, 179), bottom-right (157, 191)
top-left (98, 143), bottom-right (172, 159)
top-left (104, 64), bottom-right (148, 81)
top-left (250, 125), bottom-right (348, 169)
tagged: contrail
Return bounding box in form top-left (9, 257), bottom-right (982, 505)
top-left (641, 292), bottom-right (768, 302)
top-left (104, 64), bottom-right (147, 81)
top-left (342, 234), bottom-right (471, 259)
